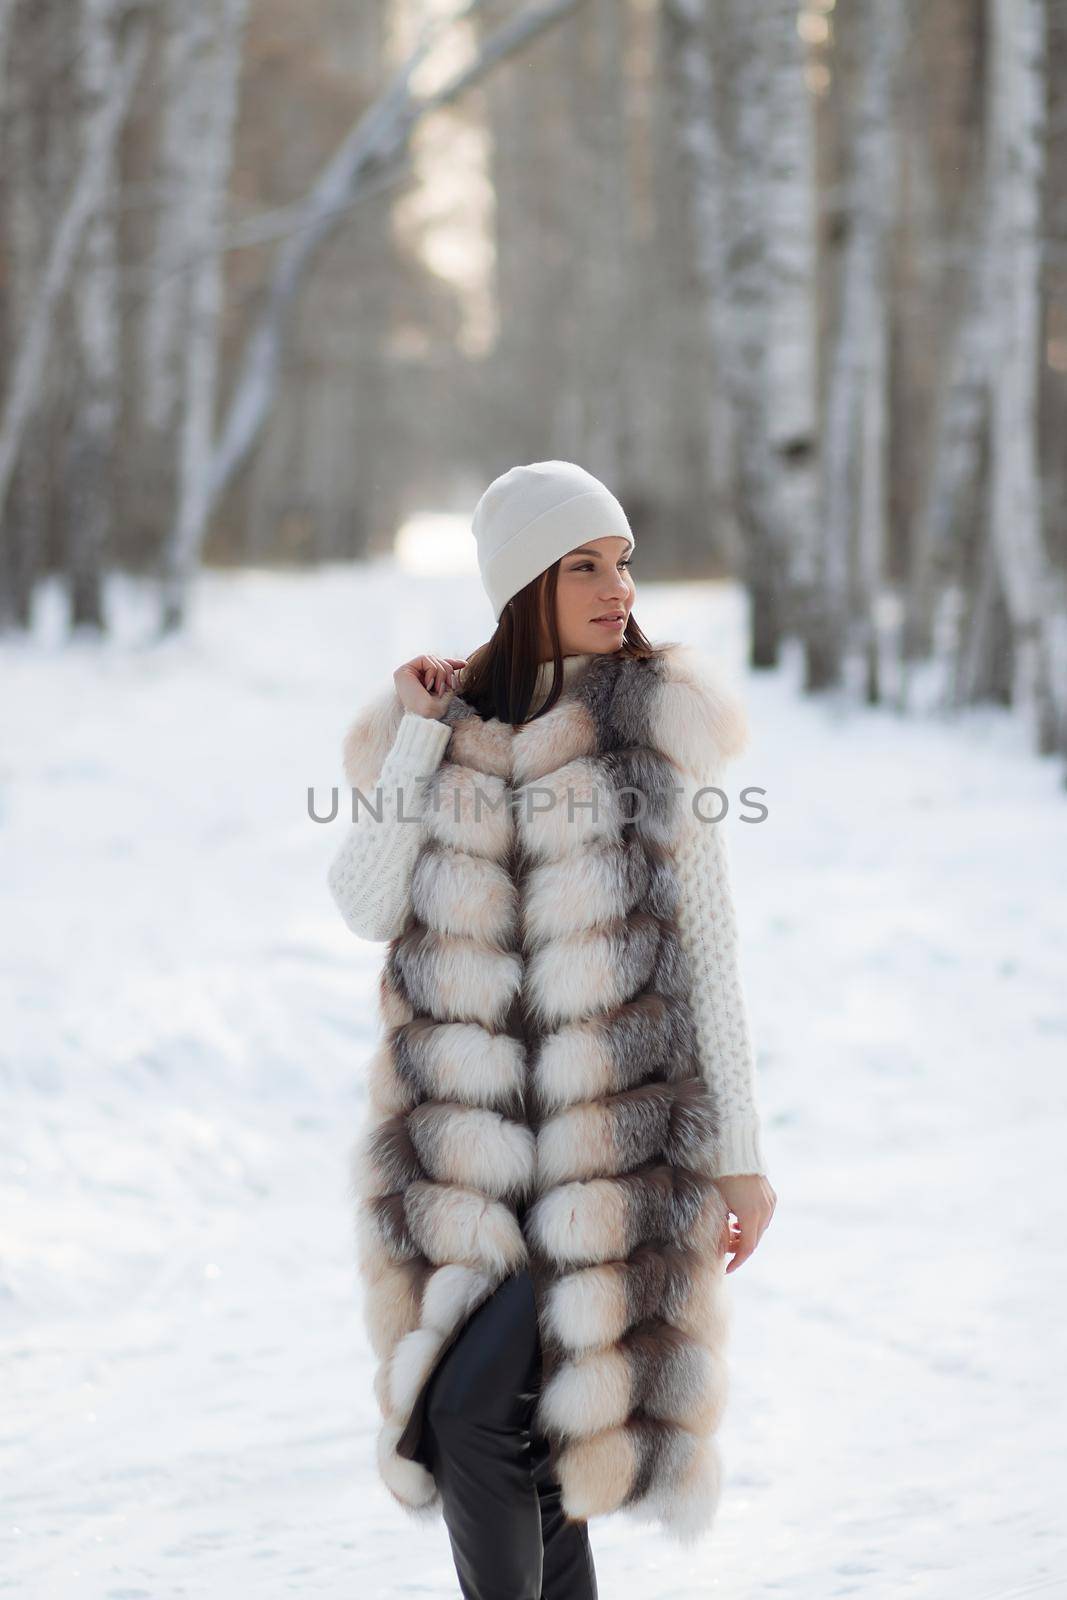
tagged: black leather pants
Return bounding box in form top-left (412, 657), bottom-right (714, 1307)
top-left (421, 1269), bottom-right (598, 1600)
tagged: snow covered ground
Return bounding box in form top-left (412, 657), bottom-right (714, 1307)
top-left (2, 561), bottom-right (1066, 1600)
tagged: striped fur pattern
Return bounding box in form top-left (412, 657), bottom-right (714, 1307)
top-left (344, 645), bottom-right (747, 1543)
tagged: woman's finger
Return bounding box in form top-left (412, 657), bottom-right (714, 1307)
top-left (724, 1211), bottom-right (759, 1273)
top-left (419, 655), bottom-right (447, 696)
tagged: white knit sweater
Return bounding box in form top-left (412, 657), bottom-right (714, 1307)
top-left (327, 663), bottom-right (767, 1179)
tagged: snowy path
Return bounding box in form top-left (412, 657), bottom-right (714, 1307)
top-left (2, 566), bottom-right (1065, 1600)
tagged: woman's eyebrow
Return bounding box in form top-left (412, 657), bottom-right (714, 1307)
top-left (568, 544), bottom-right (634, 558)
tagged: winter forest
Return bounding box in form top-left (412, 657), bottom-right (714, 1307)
top-left (1, 0), bottom-right (1066, 757)
top-left (4, 4), bottom-right (1067, 1599)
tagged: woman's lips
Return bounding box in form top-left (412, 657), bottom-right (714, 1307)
top-left (591, 614), bottom-right (626, 628)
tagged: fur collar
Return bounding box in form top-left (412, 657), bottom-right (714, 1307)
top-left (341, 642), bottom-right (748, 794)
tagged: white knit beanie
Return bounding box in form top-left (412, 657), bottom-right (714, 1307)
top-left (472, 459), bottom-right (635, 621)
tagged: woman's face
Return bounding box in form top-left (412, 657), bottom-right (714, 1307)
top-left (547, 535), bottom-right (636, 656)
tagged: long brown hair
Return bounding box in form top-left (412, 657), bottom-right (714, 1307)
top-left (458, 557), bottom-right (659, 725)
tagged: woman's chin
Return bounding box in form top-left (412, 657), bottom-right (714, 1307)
top-left (574, 622), bottom-right (628, 652)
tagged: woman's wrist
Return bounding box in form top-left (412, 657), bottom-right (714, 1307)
top-left (389, 708), bottom-right (452, 767)
top-left (712, 1116), bottom-right (766, 1180)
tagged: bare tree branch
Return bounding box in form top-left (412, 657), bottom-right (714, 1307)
top-left (158, 0), bottom-right (584, 626)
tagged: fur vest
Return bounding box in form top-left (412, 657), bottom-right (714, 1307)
top-left (340, 643), bottom-right (749, 1543)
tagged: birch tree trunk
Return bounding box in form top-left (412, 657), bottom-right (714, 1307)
top-left (660, 0), bottom-right (741, 578)
top-left (561, 0), bottom-right (630, 479)
top-left (0, 10), bottom-right (146, 562)
top-left (478, 0), bottom-right (574, 461)
top-left (708, 0), bottom-right (815, 668)
top-left (141, 1), bottom-right (215, 445)
top-left (722, 0), bottom-right (784, 668)
top-left (809, 0), bottom-right (902, 692)
top-left (66, 0), bottom-right (122, 630)
top-left (983, 0), bottom-right (1060, 750)
top-left (955, 494), bottom-right (1013, 709)
top-left (763, 0), bottom-right (818, 634)
top-left (157, 0), bottom-right (249, 632)
top-left (0, 0), bottom-right (16, 90)
top-left (903, 188), bottom-right (992, 688)
top-left (897, 1), bottom-right (988, 696)
top-left (0, 0), bottom-right (52, 629)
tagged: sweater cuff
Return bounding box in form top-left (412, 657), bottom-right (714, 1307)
top-left (388, 709), bottom-right (453, 774)
top-left (712, 1117), bottom-right (767, 1179)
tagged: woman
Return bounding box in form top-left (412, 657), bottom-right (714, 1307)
top-left (327, 460), bottom-right (776, 1600)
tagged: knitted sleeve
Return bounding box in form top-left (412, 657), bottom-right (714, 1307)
top-left (673, 772), bottom-right (768, 1179)
top-left (326, 710), bottom-right (452, 942)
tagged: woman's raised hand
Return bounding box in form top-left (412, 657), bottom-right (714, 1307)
top-left (394, 654), bottom-right (468, 720)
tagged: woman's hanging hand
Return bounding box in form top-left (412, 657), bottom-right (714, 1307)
top-left (394, 654), bottom-right (468, 720)
top-left (715, 1173), bottom-right (777, 1273)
